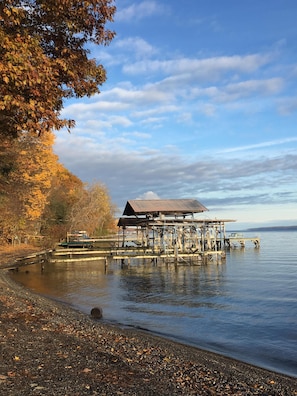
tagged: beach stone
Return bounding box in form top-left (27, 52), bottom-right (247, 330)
top-left (90, 307), bottom-right (102, 319)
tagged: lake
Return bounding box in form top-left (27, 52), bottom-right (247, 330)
top-left (11, 231), bottom-right (297, 378)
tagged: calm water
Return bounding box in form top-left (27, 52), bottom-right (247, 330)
top-left (11, 231), bottom-right (297, 378)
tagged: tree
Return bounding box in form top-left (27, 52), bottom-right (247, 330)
top-left (0, 131), bottom-right (60, 242)
top-left (0, 135), bottom-right (17, 190)
top-left (0, 0), bottom-right (116, 138)
top-left (0, 135), bottom-right (21, 242)
top-left (10, 131), bottom-right (59, 222)
top-left (41, 165), bottom-right (85, 241)
top-left (0, 131), bottom-right (117, 245)
top-left (69, 183), bottom-right (117, 236)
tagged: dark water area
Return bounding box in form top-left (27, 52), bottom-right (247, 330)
top-left (11, 231), bottom-right (297, 378)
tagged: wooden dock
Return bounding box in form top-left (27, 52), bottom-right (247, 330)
top-left (224, 234), bottom-right (260, 248)
top-left (49, 247), bottom-right (225, 264)
top-left (3, 250), bottom-right (52, 270)
top-left (5, 231), bottom-right (259, 270)
top-left (4, 247), bottom-right (225, 270)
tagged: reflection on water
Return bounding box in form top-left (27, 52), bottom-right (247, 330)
top-left (11, 232), bottom-right (297, 378)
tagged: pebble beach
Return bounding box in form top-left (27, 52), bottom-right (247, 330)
top-left (0, 248), bottom-right (296, 395)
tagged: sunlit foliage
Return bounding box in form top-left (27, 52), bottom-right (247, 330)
top-left (0, 0), bottom-right (116, 138)
top-left (0, 136), bottom-right (117, 244)
top-left (0, 1), bottom-right (117, 245)
top-left (69, 182), bottom-right (117, 237)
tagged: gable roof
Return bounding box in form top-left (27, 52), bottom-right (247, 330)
top-left (122, 199), bottom-right (208, 217)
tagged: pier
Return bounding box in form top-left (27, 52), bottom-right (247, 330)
top-left (224, 233), bottom-right (260, 248)
top-left (7, 199), bottom-right (260, 270)
top-left (50, 245), bottom-right (225, 265)
top-left (51, 199), bottom-right (260, 265)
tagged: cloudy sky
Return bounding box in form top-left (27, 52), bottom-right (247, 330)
top-left (55, 0), bottom-right (297, 229)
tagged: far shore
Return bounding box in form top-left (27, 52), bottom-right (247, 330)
top-left (0, 245), bottom-right (296, 395)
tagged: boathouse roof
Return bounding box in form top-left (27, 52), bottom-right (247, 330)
top-left (122, 199), bottom-right (208, 217)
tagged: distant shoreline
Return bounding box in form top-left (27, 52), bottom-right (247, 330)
top-left (245, 225), bottom-right (297, 232)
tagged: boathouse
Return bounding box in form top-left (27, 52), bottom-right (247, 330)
top-left (47, 199), bottom-right (258, 266)
top-left (118, 199), bottom-right (235, 259)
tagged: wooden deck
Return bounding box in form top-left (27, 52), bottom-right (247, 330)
top-left (224, 237), bottom-right (260, 248)
top-left (5, 246), bottom-right (226, 269)
top-left (6, 231), bottom-right (260, 270)
top-left (50, 247), bottom-right (225, 264)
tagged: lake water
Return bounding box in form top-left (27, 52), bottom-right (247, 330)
top-left (11, 231), bottom-right (297, 378)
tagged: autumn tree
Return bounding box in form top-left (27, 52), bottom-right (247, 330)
top-left (41, 165), bottom-right (85, 241)
top-left (0, 1), bottom-right (117, 244)
top-left (0, 135), bottom-right (17, 191)
top-left (0, 0), bottom-right (116, 138)
top-left (0, 136), bottom-right (19, 242)
top-left (0, 131), bottom-right (60, 242)
top-left (0, 135), bottom-right (117, 244)
top-left (69, 183), bottom-right (117, 237)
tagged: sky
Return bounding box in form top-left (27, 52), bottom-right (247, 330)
top-left (54, 0), bottom-right (297, 229)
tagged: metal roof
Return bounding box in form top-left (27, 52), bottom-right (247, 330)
top-left (122, 199), bottom-right (208, 217)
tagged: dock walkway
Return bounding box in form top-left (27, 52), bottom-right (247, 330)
top-left (224, 233), bottom-right (260, 248)
top-left (6, 246), bottom-right (226, 269)
top-left (50, 246), bottom-right (225, 264)
top-left (5, 233), bottom-right (260, 269)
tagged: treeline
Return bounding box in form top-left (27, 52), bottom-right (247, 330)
top-left (0, 132), bottom-right (117, 246)
top-left (0, 1), bottom-right (117, 246)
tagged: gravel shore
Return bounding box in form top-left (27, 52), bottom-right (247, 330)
top-left (0, 250), bottom-right (296, 395)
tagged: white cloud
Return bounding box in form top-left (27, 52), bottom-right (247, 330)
top-left (114, 37), bottom-right (157, 58)
top-left (99, 86), bottom-right (151, 103)
top-left (277, 97), bottom-right (297, 115)
top-left (218, 137), bottom-right (297, 154)
top-left (108, 115), bottom-right (133, 127)
top-left (131, 105), bottom-right (178, 118)
top-left (62, 100), bottom-right (130, 117)
top-left (189, 78), bottom-right (284, 103)
top-left (136, 191), bottom-right (160, 200)
top-left (123, 131), bottom-right (151, 139)
top-left (140, 116), bottom-right (165, 125)
top-left (116, 1), bottom-right (166, 22)
top-left (122, 54), bottom-right (272, 78)
top-left (55, 132), bottom-right (297, 208)
top-left (177, 112), bottom-right (193, 123)
top-left (227, 78), bottom-right (283, 95)
top-left (198, 103), bottom-right (216, 116)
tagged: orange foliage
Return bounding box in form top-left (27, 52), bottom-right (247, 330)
top-left (69, 183), bottom-right (117, 236)
top-left (9, 132), bottom-right (59, 221)
top-left (0, 0), bottom-right (116, 138)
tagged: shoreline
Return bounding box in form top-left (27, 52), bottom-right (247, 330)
top-left (0, 271), bottom-right (296, 395)
top-left (0, 247), bottom-right (296, 395)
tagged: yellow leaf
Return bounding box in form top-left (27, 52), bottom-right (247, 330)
top-left (82, 368), bottom-right (92, 373)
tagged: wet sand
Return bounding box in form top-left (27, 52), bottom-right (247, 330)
top-left (0, 249), bottom-right (296, 395)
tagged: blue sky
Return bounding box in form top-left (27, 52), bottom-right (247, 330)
top-left (55, 0), bottom-right (297, 229)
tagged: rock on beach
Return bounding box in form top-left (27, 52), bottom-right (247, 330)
top-left (90, 307), bottom-right (103, 319)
